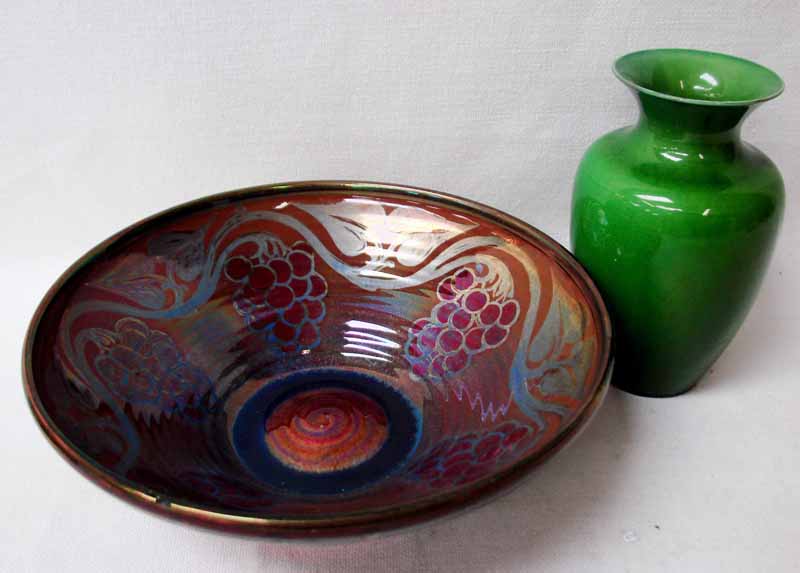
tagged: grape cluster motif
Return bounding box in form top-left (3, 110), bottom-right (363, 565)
top-left (224, 241), bottom-right (327, 352)
top-left (405, 265), bottom-right (520, 383)
top-left (406, 421), bottom-right (534, 488)
top-left (94, 317), bottom-right (215, 419)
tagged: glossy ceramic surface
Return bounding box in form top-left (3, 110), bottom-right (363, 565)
top-left (572, 49), bottom-right (784, 397)
top-left (25, 181), bottom-right (612, 537)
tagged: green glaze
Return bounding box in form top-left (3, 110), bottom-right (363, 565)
top-left (572, 49), bottom-right (784, 397)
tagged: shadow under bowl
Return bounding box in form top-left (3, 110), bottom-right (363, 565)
top-left (23, 181), bottom-right (612, 538)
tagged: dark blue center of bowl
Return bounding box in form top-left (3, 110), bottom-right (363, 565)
top-left (232, 369), bottom-right (421, 495)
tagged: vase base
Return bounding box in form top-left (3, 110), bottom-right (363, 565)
top-left (611, 367), bottom-right (713, 398)
top-left (611, 381), bottom-right (698, 399)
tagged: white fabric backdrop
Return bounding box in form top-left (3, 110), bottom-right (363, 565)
top-left (2, 1), bottom-right (798, 571)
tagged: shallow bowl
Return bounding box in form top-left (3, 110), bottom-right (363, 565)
top-left (24, 181), bottom-right (612, 538)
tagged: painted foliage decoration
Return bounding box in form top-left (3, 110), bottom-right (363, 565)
top-left (29, 186), bottom-right (607, 529)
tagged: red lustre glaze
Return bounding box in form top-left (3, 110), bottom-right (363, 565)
top-left (24, 182), bottom-right (612, 537)
top-left (264, 387), bottom-right (389, 473)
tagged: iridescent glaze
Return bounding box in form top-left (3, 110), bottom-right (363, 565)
top-left (24, 181), bottom-right (612, 537)
top-left (265, 388), bottom-right (389, 473)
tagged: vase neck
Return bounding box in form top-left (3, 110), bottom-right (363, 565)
top-left (634, 91), bottom-right (750, 146)
top-left (612, 49), bottom-right (783, 165)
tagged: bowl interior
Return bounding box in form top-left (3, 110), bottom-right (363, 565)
top-left (27, 183), bottom-right (610, 534)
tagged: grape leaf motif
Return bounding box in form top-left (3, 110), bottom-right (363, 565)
top-left (296, 199), bottom-right (475, 270)
top-left (95, 255), bottom-right (170, 309)
top-left (148, 229), bottom-right (206, 282)
top-left (526, 293), bottom-right (594, 399)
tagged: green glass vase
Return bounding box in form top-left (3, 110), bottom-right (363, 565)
top-left (571, 49), bottom-right (784, 397)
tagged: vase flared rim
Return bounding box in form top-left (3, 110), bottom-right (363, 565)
top-left (613, 48), bottom-right (784, 107)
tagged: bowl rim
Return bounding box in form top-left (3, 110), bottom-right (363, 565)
top-left (22, 180), bottom-right (613, 537)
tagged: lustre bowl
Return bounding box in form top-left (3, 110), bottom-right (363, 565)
top-left (23, 181), bottom-right (612, 538)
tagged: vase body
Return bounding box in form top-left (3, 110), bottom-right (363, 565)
top-left (571, 49), bottom-right (784, 397)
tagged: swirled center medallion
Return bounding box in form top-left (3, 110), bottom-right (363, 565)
top-left (232, 369), bottom-right (421, 495)
top-left (265, 388), bottom-right (389, 473)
